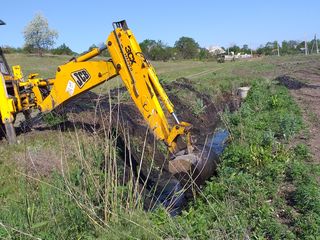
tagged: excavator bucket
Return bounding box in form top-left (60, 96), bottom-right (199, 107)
top-left (168, 130), bottom-right (229, 185)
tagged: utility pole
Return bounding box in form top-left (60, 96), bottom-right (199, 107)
top-left (316, 34), bottom-right (319, 54)
top-left (277, 42), bottom-right (280, 56)
top-left (311, 34), bottom-right (318, 54)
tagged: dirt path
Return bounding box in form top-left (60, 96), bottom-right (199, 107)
top-left (291, 88), bottom-right (320, 162)
top-left (277, 59), bottom-right (320, 163)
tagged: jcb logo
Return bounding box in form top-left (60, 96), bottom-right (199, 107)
top-left (124, 46), bottom-right (136, 71)
top-left (125, 46), bottom-right (136, 66)
top-left (71, 69), bottom-right (90, 88)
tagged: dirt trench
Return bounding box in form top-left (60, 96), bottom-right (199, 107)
top-left (56, 78), bottom-right (240, 176)
top-left (63, 78), bottom-right (241, 211)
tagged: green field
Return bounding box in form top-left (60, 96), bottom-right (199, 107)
top-left (1, 53), bottom-right (320, 239)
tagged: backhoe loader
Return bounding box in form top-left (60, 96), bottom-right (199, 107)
top-left (0, 20), bottom-right (215, 181)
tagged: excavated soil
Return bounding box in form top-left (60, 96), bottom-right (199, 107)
top-left (59, 78), bottom-right (240, 146)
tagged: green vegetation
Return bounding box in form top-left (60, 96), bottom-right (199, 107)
top-left (1, 55), bottom-right (320, 239)
top-left (144, 81), bottom-right (318, 239)
top-left (5, 54), bottom-right (70, 78)
top-left (256, 39), bottom-right (320, 56)
top-left (153, 81), bottom-right (314, 239)
top-left (140, 40), bottom-right (173, 61)
top-left (174, 37), bottom-right (200, 59)
top-left (51, 43), bottom-right (74, 55)
top-left (42, 112), bottom-right (68, 127)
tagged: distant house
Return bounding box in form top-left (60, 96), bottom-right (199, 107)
top-left (207, 46), bottom-right (226, 55)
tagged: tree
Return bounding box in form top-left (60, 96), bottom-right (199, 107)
top-left (140, 39), bottom-right (173, 61)
top-left (86, 44), bottom-right (110, 57)
top-left (198, 48), bottom-right (211, 60)
top-left (140, 39), bottom-right (157, 56)
top-left (88, 44), bottom-right (98, 51)
top-left (256, 44), bottom-right (265, 55)
top-left (241, 44), bottom-right (251, 54)
top-left (174, 37), bottom-right (199, 59)
top-left (51, 43), bottom-right (74, 55)
top-left (255, 41), bottom-right (278, 55)
top-left (228, 44), bottom-right (241, 54)
top-left (23, 13), bottom-right (58, 56)
top-left (281, 41), bottom-right (289, 54)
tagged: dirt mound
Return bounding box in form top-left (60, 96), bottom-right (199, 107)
top-left (276, 75), bottom-right (309, 90)
top-left (276, 75), bottom-right (320, 90)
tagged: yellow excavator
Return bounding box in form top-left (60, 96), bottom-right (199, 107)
top-left (0, 20), bottom-right (214, 180)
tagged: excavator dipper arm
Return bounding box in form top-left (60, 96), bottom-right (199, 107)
top-left (106, 21), bottom-right (190, 152)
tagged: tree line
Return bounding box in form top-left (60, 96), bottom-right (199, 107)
top-left (2, 14), bottom-right (319, 59)
top-left (255, 40), bottom-right (320, 55)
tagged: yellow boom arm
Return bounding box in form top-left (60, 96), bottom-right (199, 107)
top-left (106, 21), bottom-right (190, 152)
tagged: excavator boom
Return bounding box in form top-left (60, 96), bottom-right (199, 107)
top-left (0, 20), bottom-right (190, 153)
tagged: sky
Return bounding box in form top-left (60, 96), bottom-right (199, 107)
top-left (1, 0), bottom-right (320, 53)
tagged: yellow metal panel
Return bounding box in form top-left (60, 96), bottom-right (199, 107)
top-left (107, 29), bottom-right (171, 142)
top-left (39, 60), bottom-right (117, 112)
top-left (0, 73), bottom-right (15, 123)
top-left (12, 65), bottom-right (23, 80)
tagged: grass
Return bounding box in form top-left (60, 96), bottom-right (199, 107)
top-left (1, 53), bottom-right (320, 239)
top-left (6, 54), bottom-right (70, 78)
top-left (151, 81), bottom-right (319, 239)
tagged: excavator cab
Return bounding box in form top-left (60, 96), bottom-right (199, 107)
top-left (0, 20), bottom-right (18, 142)
top-left (0, 48), bottom-right (11, 76)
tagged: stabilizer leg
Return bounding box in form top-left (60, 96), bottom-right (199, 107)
top-left (4, 122), bottom-right (16, 144)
